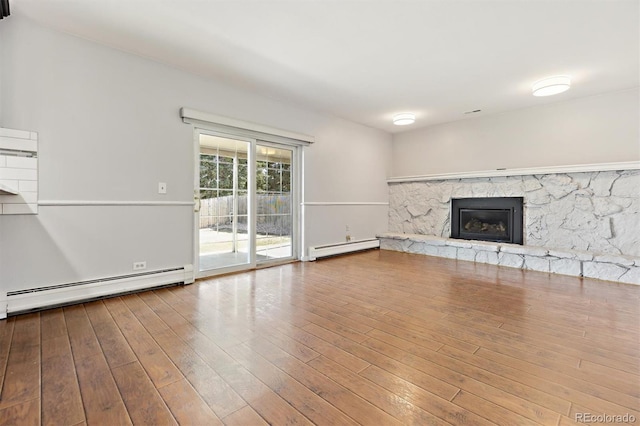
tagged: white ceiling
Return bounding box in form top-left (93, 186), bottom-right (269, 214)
top-left (12, 0), bottom-right (640, 133)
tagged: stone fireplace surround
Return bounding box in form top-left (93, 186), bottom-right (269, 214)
top-left (378, 164), bottom-right (640, 285)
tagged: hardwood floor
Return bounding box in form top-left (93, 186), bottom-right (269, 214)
top-left (1, 249), bottom-right (638, 425)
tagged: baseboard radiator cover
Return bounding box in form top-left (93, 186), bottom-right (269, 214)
top-left (308, 238), bottom-right (380, 261)
top-left (4, 265), bottom-right (194, 316)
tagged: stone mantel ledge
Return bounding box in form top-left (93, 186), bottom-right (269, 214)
top-left (377, 233), bottom-right (640, 285)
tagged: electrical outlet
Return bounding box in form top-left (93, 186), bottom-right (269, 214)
top-left (133, 261), bottom-right (147, 271)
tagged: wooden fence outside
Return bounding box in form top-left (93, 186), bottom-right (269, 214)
top-left (199, 194), bottom-right (291, 235)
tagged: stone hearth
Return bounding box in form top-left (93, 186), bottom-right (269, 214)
top-left (385, 168), bottom-right (640, 284)
top-left (377, 233), bottom-right (640, 284)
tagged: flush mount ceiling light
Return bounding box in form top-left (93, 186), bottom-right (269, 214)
top-left (532, 75), bottom-right (571, 97)
top-left (393, 113), bottom-right (415, 126)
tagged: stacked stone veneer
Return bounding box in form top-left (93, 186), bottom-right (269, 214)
top-left (382, 169), bottom-right (640, 284)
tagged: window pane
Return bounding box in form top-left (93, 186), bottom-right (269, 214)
top-left (218, 162), bottom-right (234, 189)
top-left (267, 168), bottom-right (279, 192)
top-left (200, 156), bottom-right (218, 189)
top-left (237, 191), bottom-right (248, 215)
top-left (282, 171), bottom-right (291, 193)
top-left (238, 165), bottom-right (248, 190)
top-left (257, 166), bottom-right (268, 193)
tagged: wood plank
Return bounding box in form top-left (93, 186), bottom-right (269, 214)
top-left (360, 364), bottom-right (495, 426)
top-left (84, 301), bottom-right (137, 368)
top-left (175, 330), bottom-right (272, 404)
top-left (158, 379), bottom-right (223, 426)
top-left (144, 295), bottom-right (276, 407)
top-left (122, 294), bottom-right (169, 334)
top-left (365, 332), bottom-right (564, 423)
top-left (430, 314), bottom-right (640, 376)
top-left (75, 353), bottom-right (131, 425)
top-left (303, 322), bottom-right (460, 401)
top-left (0, 317), bottom-right (15, 397)
top-left (288, 297), bottom-right (375, 334)
top-left (152, 328), bottom-right (247, 418)
top-left (0, 314), bottom-right (40, 410)
top-left (476, 347), bottom-right (640, 410)
top-left (138, 290), bottom-right (192, 330)
top-left (309, 355), bottom-right (449, 425)
top-left (251, 348), bottom-right (405, 426)
top-left (439, 344), bottom-right (640, 419)
top-left (259, 320), bottom-right (371, 373)
top-left (380, 310), bottom-right (480, 352)
top-left (103, 297), bottom-right (183, 388)
top-left (222, 406), bottom-right (269, 426)
top-left (64, 305), bottom-right (102, 361)
top-left (500, 321), bottom-right (640, 358)
top-left (41, 335), bottom-right (85, 425)
top-left (579, 359), bottom-right (640, 385)
top-left (0, 397), bottom-right (40, 426)
top-left (452, 390), bottom-right (544, 426)
top-left (40, 308), bottom-right (67, 341)
top-left (254, 325), bottom-right (321, 363)
top-left (112, 361), bottom-right (177, 425)
top-left (225, 342), bottom-right (363, 426)
top-left (249, 392), bottom-right (314, 426)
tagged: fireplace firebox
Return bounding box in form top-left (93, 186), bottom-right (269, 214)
top-left (450, 197), bottom-right (523, 244)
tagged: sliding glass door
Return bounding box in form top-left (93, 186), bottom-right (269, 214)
top-left (196, 132), bottom-right (298, 276)
top-left (256, 143), bottom-right (293, 262)
top-left (197, 134), bottom-right (251, 272)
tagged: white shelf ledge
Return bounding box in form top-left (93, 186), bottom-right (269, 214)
top-left (0, 183), bottom-right (19, 195)
top-left (387, 161), bottom-right (640, 183)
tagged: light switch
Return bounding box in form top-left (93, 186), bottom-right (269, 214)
top-left (158, 182), bottom-right (167, 194)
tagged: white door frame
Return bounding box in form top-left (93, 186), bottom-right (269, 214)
top-left (255, 140), bottom-right (300, 265)
top-left (194, 128), bottom-right (257, 278)
top-left (193, 129), bottom-right (302, 278)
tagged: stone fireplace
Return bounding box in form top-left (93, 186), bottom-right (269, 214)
top-left (451, 197), bottom-right (523, 244)
top-left (379, 166), bottom-right (640, 284)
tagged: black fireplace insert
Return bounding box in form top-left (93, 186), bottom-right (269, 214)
top-left (450, 197), bottom-right (523, 244)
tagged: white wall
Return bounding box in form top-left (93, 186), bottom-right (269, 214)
top-left (392, 89), bottom-right (640, 177)
top-left (0, 16), bottom-right (392, 293)
top-left (303, 121), bottom-right (391, 247)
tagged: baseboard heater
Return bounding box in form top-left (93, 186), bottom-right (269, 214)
top-left (308, 238), bottom-right (380, 261)
top-left (3, 265), bottom-right (194, 317)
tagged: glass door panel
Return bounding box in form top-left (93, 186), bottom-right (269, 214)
top-left (198, 134), bottom-right (251, 272)
top-left (256, 144), bottom-right (293, 262)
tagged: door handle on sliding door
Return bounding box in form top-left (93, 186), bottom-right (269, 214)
top-left (194, 191), bottom-right (201, 212)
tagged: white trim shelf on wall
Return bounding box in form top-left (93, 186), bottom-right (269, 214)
top-left (302, 201), bottom-right (389, 206)
top-left (38, 201), bottom-right (194, 207)
top-left (387, 161), bottom-right (640, 183)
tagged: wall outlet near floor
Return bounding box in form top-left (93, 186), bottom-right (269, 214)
top-left (133, 261), bottom-right (147, 271)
